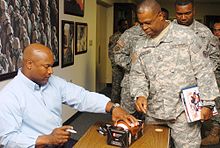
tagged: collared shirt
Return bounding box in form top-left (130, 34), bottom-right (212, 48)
top-left (0, 70), bottom-right (110, 147)
top-left (152, 21), bottom-right (171, 44)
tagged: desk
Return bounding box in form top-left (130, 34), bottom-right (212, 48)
top-left (74, 123), bottom-right (170, 148)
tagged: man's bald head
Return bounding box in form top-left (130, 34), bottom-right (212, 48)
top-left (22, 43), bottom-right (54, 86)
top-left (22, 43), bottom-right (54, 64)
top-left (136, 0), bottom-right (168, 38)
top-left (137, 0), bottom-right (161, 15)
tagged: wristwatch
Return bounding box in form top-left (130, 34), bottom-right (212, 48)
top-left (109, 103), bottom-right (120, 115)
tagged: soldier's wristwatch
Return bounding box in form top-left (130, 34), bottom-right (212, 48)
top-left (110, 103), bottom-right (120, 115)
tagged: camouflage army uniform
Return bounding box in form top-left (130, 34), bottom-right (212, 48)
top-left (173, 19), bottom-right (220, 71)
top-left (215, 39), bottom-right (220, 88)
top-left (213, 38), bottom-right (220, 124)
top-left (214, 39), bottom-right (220, 88)
top-left (181, 20), bottom-right (220, 127)
top-left (108, 31), bottom-right (124, 103)
top-left (130, 22), bottom-right (220, 147)
top-left (174, 19), bottom-right (220, 127)
top-left (113, 25), bottom-right (146, 113)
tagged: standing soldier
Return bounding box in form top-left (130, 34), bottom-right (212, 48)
top-left (130, 0), bottom-right (220, 147)
top-left (213, 22), bottom-right (220, 88)
top-left (213, 22), bottom-right (220, 42)
top-left (19, 26), bottom-right (30, 51)
top-left (201, 22), bottom-right (220, 145)
top-left (113, 24), bottom-right (146, 114)
top-left (174, 0), bottom-right (220, 72)
top-left (51, 26), bottom-right (58, 60)
top-left (174, 0), bottom-right (220, 145)
top-left (0, 40), bottom-right (9, 74)
top-left (11, 37), bottom-right (22, 70)
top-left (108, 19), bottom-right (129, 103)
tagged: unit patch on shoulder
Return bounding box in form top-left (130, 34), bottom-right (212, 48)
top-left (131, 52), bottom-right (138, 63)
top-left (113, 44), bottom-right (121, 52)
top-left (117, 40), bottom-right (125, 48)
top-left (203, 51), bottom-right (209, 58)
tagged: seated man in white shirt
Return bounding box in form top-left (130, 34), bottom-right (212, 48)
top-left (0, 43), bottom-right (138, 148)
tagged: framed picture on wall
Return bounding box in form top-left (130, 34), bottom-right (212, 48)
top-left (75, 22), bottom-right (88, 55)
top-left (0, 0), bottom-right (59, 81)
top-left (64, 0), bottom-right (84, 17)
top-left (61, 20), bottom-right (74, 68)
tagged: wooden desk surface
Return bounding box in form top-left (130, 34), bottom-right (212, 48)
top-left (74, 123), bottom-right (170, 148)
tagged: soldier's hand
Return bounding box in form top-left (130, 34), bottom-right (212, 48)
top-left (201, 107), bottom-right (213, 122)
top-left (135, 96), bottom-right (147, 114)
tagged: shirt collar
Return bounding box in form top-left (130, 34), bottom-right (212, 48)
top-left (18, 69), bottom-right (48, 91)
top-left (188, 19), bottom-right (197, 31)
top-left (151, 20), bottom-right (171, 44)
top-left (173, 19), bottom-right (197, 32)
top-left (145, 20), bottom-right (172, 47)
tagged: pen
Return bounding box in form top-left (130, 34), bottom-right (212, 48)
top-left (66, 129), bottom-right (77, 134)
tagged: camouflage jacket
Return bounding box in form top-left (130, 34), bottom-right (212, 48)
top-left (113, 25), bottom-right (146, 88)
top-left (214, 39), bottom-right (220, 83)
top-left (108, 31), bottom-right (122, 66)
top-left (130, 22), bottom-right (220, 120)
top-left (114, 25), bottom-right (146, 72)
top-left (173, 19), bottom-right (220, 71)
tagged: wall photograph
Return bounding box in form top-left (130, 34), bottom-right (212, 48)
top-left (0, 0), bottom-right (59, 81)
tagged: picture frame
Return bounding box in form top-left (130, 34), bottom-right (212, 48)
top-left (75, 22), bottom-right (88, 55)
top-left (61, 20), bottom-right (74, 68)
top-left (0, 0), bottom-right (59, 81)
top-left (64, 0), bottom-right (84, 17)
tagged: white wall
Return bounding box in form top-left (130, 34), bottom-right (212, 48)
top-left (106, 5), bottom-right (114, 83)
top-left (53, 0), bottom-right (98, 122)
